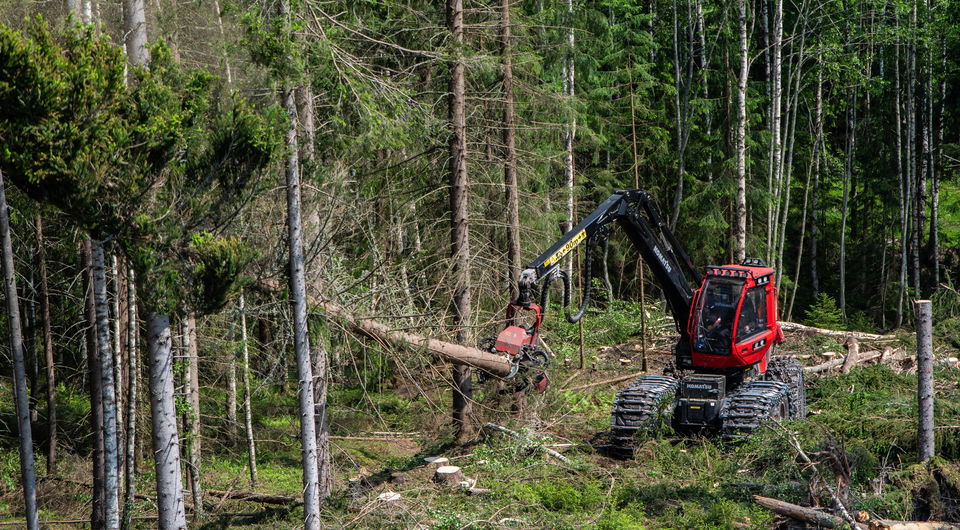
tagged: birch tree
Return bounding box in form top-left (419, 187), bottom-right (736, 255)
top-left (734, 0), bottom-right (749, 263)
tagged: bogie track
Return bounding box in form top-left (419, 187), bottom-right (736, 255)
top-left (599, 376), bottom-right (678, 458)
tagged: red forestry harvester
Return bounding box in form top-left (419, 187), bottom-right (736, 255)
top-left (481, 190), bottom-right (804, 457)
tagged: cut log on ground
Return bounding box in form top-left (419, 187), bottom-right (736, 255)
top-left (806, 349), bottom-right (906, 374)
top-left (206, 490), bottom-right (298, 505)
top-left (433, 466), bottom-right (465, 487)
top-left (317, 301), bottom-right (512, 377)
top-left (868, 521), bottom-right (960, 530)
top-left (753, 495), bottom-right (847, 528)
top-left (780, 321), bottom-right (896, 341)
top-left (841, 338), bottom-right (860, 374)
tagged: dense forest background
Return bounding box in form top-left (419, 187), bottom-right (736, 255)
top-left (1, 0), bottom-right (960, 527)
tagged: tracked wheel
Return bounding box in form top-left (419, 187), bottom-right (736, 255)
top-left (597, 375), bottom-right (678, 458)
top-left (720, 380), bottom-right (790, 438)
top-left (762, 356), bottom-right (806, 419)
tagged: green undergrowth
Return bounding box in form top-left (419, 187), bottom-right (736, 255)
top-left (2, 334), bottom-right (960, 527)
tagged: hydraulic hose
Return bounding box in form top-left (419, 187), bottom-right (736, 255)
top-left (538, 270), bottom-right (570, 317)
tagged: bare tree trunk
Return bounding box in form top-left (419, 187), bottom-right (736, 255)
top-left (895, 18), bottom-right (907, 328)
top-left (1, 171), bottom-right (39, 530)
top-left (148, 314), bottom-right (187, 529)
top-left (915, 299), bottom-right (934, 461)
top-left (239, 291), bottom-right (258, 488)
top-left (839, 97), bottom-right (855, 320)
top-left (92, 240), bottom-right (119, 529)
top-left (211, 0), bottom-right (233, 85)
top-left (734, 0), bottom-right (749, 263)
top-left (122, 268), bottom-right (138, 529)
top-left (183, 313), bottom-right (203, 518)
top-left (908, 1), bottom-right (920, 298)
top-left (563, 0), bottom-right (576, 282)
top-left (296, 86), bottom-right (315, 163)
top-left (82, 0), bottom-right (92, 24)
top-left (314, 342), bottom-right (332, 499)
top-left (111, 254), bottom-right (124, 494)
top-left (766, 0), bottom-right (783, 265)
top-left (448, 0), bottom-right (473, 442)
top-left (669, 0), bottom-right (687, 229)
top-left (225, 339), bottom-right (238, 438)
top-left (84, 238), bottom-right (105, 528)
top-left (35, 214), bottom-right (57, 476)
top-left (502, 0), bottom-right (520, 300)
top-left (283, 83), bottom-right (322, 528)
top-left (123, 0), bottom-right (149, 67)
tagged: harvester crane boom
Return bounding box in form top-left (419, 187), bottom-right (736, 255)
top-left (515, 190), bottom-right (698, 333)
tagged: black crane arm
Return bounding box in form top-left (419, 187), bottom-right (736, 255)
top-left (515, 190), bottom-right (699, 331)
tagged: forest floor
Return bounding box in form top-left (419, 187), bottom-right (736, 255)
top-left (2, 304), bottom-right (960, 528)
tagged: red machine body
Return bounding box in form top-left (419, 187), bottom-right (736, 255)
top-left (494, 303), bottom-right (543, 357)
top-left (687, 262), bottom-right (785, 373)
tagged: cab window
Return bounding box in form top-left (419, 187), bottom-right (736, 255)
top-left (737, 286), bottom-right (766, 341)
top-left (694, 278), bottom-right (743, 354)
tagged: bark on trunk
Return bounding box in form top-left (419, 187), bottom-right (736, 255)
top-left (283, 84), bottom-right (322, 528)
top-left (148, 313), bottom-right (187, 529)
top-left (501, 0), bottom-right (520, 300)
top-left (35, 214), bottom-right (57, 476)
top-left (111, 254), bottom-right (124, 494)
top-left (122, 268), bottom-right (138, 529)
top-left (123, 0), bottom-right (149, 67)
top-left (1, 171), bottom-right (39, 530)
top-left (239, 291), bottom-right (258, 488)
top-left (84, 238), bottom-right (105, 529)
top-left (915, 299), bottom-right (934, 461)
top-left (316, 301), bottom-right (513, 377)
top-left (447, 0), bottom-right (473, 442)
top-left (183, 312), bottom-right (203, 517)
top-left (734, 0), bottom-right (749, 263)
top-left (92, 240), bottom-right (120, 529)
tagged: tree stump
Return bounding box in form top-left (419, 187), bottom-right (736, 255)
top-left (424, 456), bottom-right (449, 467)
top-left (433, 466), bottom-right (464, 487)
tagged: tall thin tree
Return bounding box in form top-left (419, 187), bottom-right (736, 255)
top-left (447, 0), bottom-right (473, 441)
top-left (0, 171), bottom-right (39, 530)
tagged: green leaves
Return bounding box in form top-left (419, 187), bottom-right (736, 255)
top-left (0, 18), bottom-right (279, 316)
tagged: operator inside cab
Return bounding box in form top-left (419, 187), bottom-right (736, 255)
top-left (694, 278), bottom-right (740, 354)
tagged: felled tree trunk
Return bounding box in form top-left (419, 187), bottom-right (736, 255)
top-left (316, 302), bottom-right (512, 377)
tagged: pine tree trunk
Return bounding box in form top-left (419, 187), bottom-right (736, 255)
top-left (734, 0), bottom-right (749, 263)
top-left (502, 0), bottom-right (520, 300)
top-left (35, 214), bottom-right (57, 476)
top-left (183, 312), bottom-right (203, 518)
top-left (448, 0), bottom-right (473, 442)
top-left (284, 83), bottom-right (322, 528)
top-left (84, 238), bottom-right (105, 528)
top-left (1, 171), bottom-right (39, 530)
top-left (239, 291), bottom-right (258, 488)
top-left (148, 314), bottom-right (187, 529)
top-left (92, 240), bottom-right (120, 529)
top-left (122, 268), bottom-right (138, 529)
